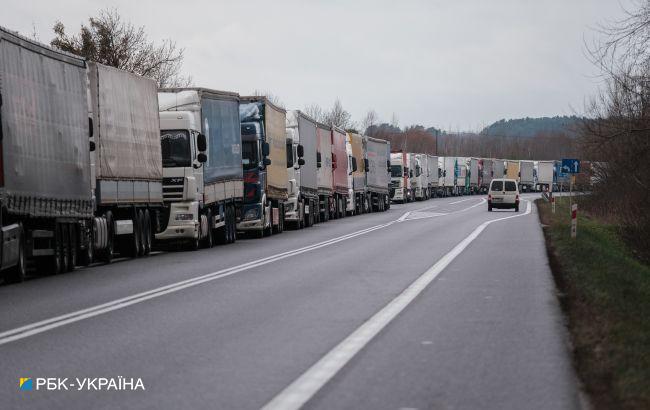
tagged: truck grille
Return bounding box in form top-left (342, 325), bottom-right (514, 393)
top-left (163, 177), bottom-right (184, 202)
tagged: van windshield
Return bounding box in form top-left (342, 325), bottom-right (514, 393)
top-left (491, 181), bottom-right (503, 191)
top-left (505, 181), bottom-right (517, 191)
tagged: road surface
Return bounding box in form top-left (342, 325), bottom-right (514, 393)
top-left (0, 194), bottom-right (582, 409)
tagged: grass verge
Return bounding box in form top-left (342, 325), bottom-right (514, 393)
top-left (537, 196), bottom-right (650, 409)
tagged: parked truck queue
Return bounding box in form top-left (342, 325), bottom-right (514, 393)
top-left (0, 26), bottom-right (592, 283)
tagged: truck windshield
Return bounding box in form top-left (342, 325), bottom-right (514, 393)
top-left (391, 165), bottom-right (402, 177)
top-left (161, 130), bottom-right (191, 168)
top-left (242, 140), bottom-right (259, 170)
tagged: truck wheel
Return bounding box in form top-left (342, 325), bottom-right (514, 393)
top-left (230, 205), bottom-right (237, 243)
top-left (136, 210), bottom-right (145, 257)
top-left (67, 223), bottom-right (77, 272)
top-left (101, 211), bottom-right (115, 263)
top-left (203, 210), bottom-right (214, 248)
top-left (79, 222), bottom-right (94, 266)
top-left (278, 204), bottom-right (285, 233)
top-left (227, 206), bottom-right (234, 243)
top-left (5, 224), bottom-right (26, 283)
top-left (263, 205), bottom-right (272, 237)
top-left (143, 210), bottom-right (152, 255)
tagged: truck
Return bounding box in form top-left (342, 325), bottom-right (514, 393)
top-left (0, 27), bottom-right (93, 281)
top-left (536, 160), bottom-right (554, 191)
top-left (157, 88), bottom-right (243, 248)
top-left (365, 137), bottom-right (391, 211)
top-left (493, 159), bottom-right (506, 179)
top-left (505, 160), bottom-right (520, 182)
top-left (238, 97), bottom-right (289, 237)
top-left (413, 154), bottom-right (428, 200)
top-left (469, 158), bottom-right (480, 194)
top-left (285, 110), bottom-right (316, 228)
top-left (427, 155), bottom-right (439, 198)
top-left (390, 153), bottom-right (411, 203)
top-left (455, 157), bottom-right (467, 195)
top-left (519, 160), bottom-right (535, 192)
top-left (316, 122), bottom-right (333, 221)
top-left (441, 156), bottom-right (456, 197)
top-left (331, 126), bottom-right (349, 219)
top-left (346, 132), bottom-right (364, 215)
top-left (481, 158), bottom-right (494, 193)
top-left (89, 62), bottom-right (164, 260)
top-left (0, 29), bottom-right (165, 281)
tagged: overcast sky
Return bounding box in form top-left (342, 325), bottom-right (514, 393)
top-left (5, 0), bottom-right (627, 131)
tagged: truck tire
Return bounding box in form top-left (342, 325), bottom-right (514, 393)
top-left (100, 211), bottom-right (115, 263)
top-left (59, 223), bottom-right (70, 274)
top-left (4, 224), bottom-right (26, 283)
top-left (143, 210), bottom-right (152, 255)
top-left (66, 223), bottom-right (77, 272)
top-left (230, 205), bottom-right (237, 243)
top-left (203, 209), bottom-right (214, 248)
top-left (79, 222), bottom-right (94, 266)
top-left (136, 210), bottom-right (145, 257)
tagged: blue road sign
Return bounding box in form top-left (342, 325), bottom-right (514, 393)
top-left (561, 158), bottom-right (580, 174)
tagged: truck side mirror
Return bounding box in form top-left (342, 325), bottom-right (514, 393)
top-left (297, 144), bottom-right (304, 158)
top-left (88, 117), bottom-right (94, 138)
top-left (262, 142), bottom-right (270, 157)
top-left (352, 157), bottom-right (358, 172)
top-left (298, 158), bottom-right (305, 166)
top-left (263, 157), bottom-right (272, 166)
top-left (197, 133), bottom-right (207, 152)
top-left (197, 153), bottom-right (207, 163)
top-left (364, 158), bottom-right (369, 170)
top-left (89, 141), bottom-right (96, 152)
top-left (410, 170), bottom-right (414, 178)
top-left (317, 152), bottom-right (322, 168)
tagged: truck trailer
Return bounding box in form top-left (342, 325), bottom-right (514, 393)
top-left (441, 156), bottom-right (456, 197)
top-left (455, 157), bottom-right (467, 195)
top-left (536, 160), bottom-right (554, 191)
top-left (238, 97), bottom-right (289, 237)
top-left (493, 159), bottom-right (506, 179)
top-left (365, 137), bottom-right (391, 211)
top-left (285, 110), bottom-right (317, 228)
top-left (519, 160), bottom-right (535, 192)
top-left (316, 122), bottom-right (333, 221)
top-left (481, 159), bottom-right (494, 193)
top-left (413, 154), bottom-right (428, 200)
top-left (427, 155), bottom-right (439, 198)
top-left (157, 88), bottom-right (243, 248)
top-left (505, 160), bottom-right (520, 182)
top-left (331, 126), bottom-right (349, 219)
top-left (346, 132), bottom-right (365, 215)
top-left (469, 158), bottom-right (480, 194)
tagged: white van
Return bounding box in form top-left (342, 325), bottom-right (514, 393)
top-left (488, 178), bottom-right (520, 212)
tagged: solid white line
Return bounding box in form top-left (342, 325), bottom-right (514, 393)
top-left (0, 221), bottom-right (395, 346)
top-left (261, 200), bottom-right (532, 410)
top-left (449, 197), bottom-right (475, 204)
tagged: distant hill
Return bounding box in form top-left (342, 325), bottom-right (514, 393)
top-left (481, 116), bottom-right (581, 138)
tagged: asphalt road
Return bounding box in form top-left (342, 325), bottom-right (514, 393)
top-left (0, 193), bottom-right (582, 409)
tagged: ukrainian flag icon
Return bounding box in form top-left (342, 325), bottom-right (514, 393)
top-left (19, 378), bottom-right (32, 391)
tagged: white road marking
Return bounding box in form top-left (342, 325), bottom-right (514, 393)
top-left (0, 221), bottom-right (395, 346)
top-left (397, 211), bottom-right (411, 222)
top-left (449, 197), bottom-right (475, 204)
top-left (261, 200), bottom-right (532, 410)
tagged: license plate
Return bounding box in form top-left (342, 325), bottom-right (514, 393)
top-left (492, 197), bottom-right (502, 202)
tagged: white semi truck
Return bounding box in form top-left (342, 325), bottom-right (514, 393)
top-left (157, 88), bottom-right (243, 249)
top-left (285, 110), bottom-right (316, 228)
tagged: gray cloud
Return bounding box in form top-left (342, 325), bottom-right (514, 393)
top-left (5, 0), bottom-right (625, 130)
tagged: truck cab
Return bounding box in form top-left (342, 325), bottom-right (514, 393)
top-left (156, 111), bottom-right (207, 243)
top-left (285, 127), bottom-right (305, 227)
top-left (390, 153), bottom-right (411, 202)
top-left (238, 119), bottom-right (272, 232)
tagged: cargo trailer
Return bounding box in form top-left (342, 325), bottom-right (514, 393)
top-left (365, 137), bottom-right (390, 211)
top-left (331, 126), bottom-right (349, 219)
top-left (519, 160), bottom-right (534, 192)
top-left (316, 122), bottom-right (333, 221)
top-left (346, 132), bottom-right (365, 215)
top-left (285, 110), bottom-right (317, 228)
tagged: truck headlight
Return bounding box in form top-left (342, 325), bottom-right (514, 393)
top-left (175, 213), bottom-right (194, 221)
top-left (244, 208), bottom-right (259, 221)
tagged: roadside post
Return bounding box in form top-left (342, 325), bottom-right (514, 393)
top-left (552, 193), bottom-right (556, 214)
top-left (561, 158), bottom-right (581, 214)
top-left (571, 203), bottom-right (578, 238)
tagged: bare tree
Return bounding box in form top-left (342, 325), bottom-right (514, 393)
top-left (51, 9), bottom-right (192, 87)
top-left (304, 103), bottom-right (326, 123)
top-left (252, 90), bottom-right (285, 108)
top-left (323, 99), bottom-right (354, 129)
top-left (361, 109), bottom-right (379, 134)
top-left (582, 0), bottom-right (650, 258)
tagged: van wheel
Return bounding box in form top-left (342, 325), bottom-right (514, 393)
top-left (5, 224), bottom-right (26, 283)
